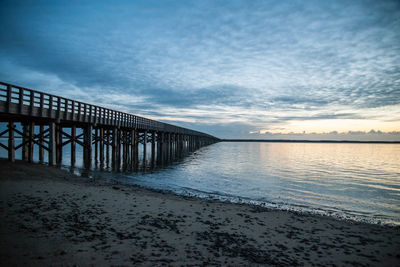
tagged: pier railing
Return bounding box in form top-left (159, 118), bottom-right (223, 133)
top-left (0, 81), bottom-right (219, 168)
top-left (0, 81), bottom-right (214, 138)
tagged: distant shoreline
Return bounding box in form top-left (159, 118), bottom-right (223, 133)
top-left (221, 139), bottom-right (400, 144)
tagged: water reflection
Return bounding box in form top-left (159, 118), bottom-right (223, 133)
top-left (118, 142), bottom-right (400, 225)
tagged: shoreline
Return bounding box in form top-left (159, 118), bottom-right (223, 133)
top-left (1, 160), bottom-right (399, 266)
top-left (127, 184), bottom-right (399, 228)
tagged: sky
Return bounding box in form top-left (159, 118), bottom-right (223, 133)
top-left (0, 0), bottom-right (399, 140)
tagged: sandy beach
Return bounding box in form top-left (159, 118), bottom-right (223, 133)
top-left (0, 160), bottom-right (399, 266)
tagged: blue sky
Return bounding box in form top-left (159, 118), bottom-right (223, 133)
top-left (0, 0), bottom-right (399, 140)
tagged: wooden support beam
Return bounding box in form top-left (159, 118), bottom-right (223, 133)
top-left (134, 130), bottom-right (139, 166)
top-left (168, 133), bottom-right (172, 160)
top-left (122, 130), bottom-right (128, 169)
top-left (129, 130), bottom-right (134, 169)
top-left (94, 128), bottom-right (98, 166)
top-left (143, 130), bottom-right (147, 162)
top-left (83, 125), bottom-right (93, 169)
top-left (112, 127), bottom-right (118, 170)
top-left (39, 125), bottom-right (44, 162)
top-left (99, 127), bottom-right (104, 168)
top-left (48, 122), bottom-right (56, 165)
top-left (28, 122), bottom-right (35, 163)
top-left (56, 124), bottom-right (62, 165)
top-left (106, 129), bottom-right (110, 168)
top-left (151, 131), bottom-right (156, 162)
top-left (8, 122), bottom-right (15, 162)
top-left (22, 124), bottom-right (28, 161)
top-left (117, 128), bottom-right (121, 170)
top-left (71, 125), bottom-right (76, 167)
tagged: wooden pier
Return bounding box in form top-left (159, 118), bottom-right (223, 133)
top-left (0, 81), bottom-right (219, 170)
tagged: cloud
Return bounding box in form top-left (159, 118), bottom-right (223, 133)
top-left (0, 0), bottom-right (399, 139)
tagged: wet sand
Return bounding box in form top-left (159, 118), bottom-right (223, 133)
top-left (0, 160), bottom-right (399, 266)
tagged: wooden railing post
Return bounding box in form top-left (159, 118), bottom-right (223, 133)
top-left (77, 102), bottom-right (81, 121)
top-left (18, 87), bottom-right (24, 114)
top-left (71, 100), bottom-right (75, 121)
top-left (64, 99), bottom-right (68, 120)
top-left (6, 85), bottom-right (12, 113)
top-left (83, 103), bottom-right (87, 122)
top-left (48, 95), bottom-right (53, 117)
top-left (40, 93), bottom-right (44, 117)
top-left (57, 97), bottom-right (61, 121)
top-left (29, 91), bottom-right (34, 116)
top-left (89, 104), bottom-right (92, 123)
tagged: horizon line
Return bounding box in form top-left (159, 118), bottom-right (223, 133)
top-left (221, 139), bottom-right (400, 144)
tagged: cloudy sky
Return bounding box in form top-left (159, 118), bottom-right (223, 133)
top-left (1, 0), bottom-right (399, 140)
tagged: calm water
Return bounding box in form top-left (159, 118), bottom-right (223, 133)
top-left (1, 139), bottom-right (399, 225)
top-left (118, 142), bottom-right (400, 225)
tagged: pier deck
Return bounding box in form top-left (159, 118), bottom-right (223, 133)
top-left (0, 81), bottom-right (219, 169)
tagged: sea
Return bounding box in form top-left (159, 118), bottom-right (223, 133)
top-left (1, 139), bottom-right (400, 226)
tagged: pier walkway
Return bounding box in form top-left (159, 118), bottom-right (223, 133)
top-left (0, 81), bottom-right (219, 170)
